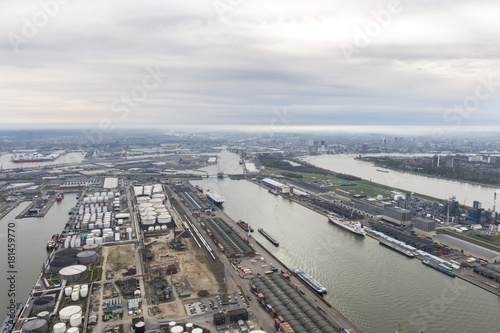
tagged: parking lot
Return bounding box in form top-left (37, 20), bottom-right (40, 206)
top-left (183, 296), bottom-right (221, 316)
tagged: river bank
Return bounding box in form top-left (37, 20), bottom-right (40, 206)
top-left (356, 156), bottom-right (500, 191)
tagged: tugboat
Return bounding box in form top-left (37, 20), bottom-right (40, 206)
top-left (55, 192), bottom-right (64, 201)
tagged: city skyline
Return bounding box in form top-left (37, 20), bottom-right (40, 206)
top-left (2, 0), bottom-right (499, 129)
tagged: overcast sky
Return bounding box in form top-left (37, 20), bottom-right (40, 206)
top-left (1, 0), bottom-right (499, 131)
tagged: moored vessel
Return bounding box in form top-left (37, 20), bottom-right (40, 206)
top-left (258, 228), bottom-right (279, 246)
top-left (237, 220), bottom-right (254, 232)
top-left (56, 192), bottom-right (64, 201)
top-left (422, 260), bottom-right (456, 277)
top-left (205, 190), bottom-right (225, 205)
top-left (327, 213), bottom-right (365, 236)
top-left (378, 238), bottom-right (415, 258)
top-left (46, 234), bottom-right (60, 250)
top-left (292, 268), bottom-right (327, 295)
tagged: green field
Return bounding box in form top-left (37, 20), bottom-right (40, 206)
top-left (468, 234), bottom-right (500, 247)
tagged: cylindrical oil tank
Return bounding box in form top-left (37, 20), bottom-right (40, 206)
top-left (157, 214), bottom-right (171, 223)
top-left (37, 311), bottom-right (50, 318)
top-left (134, 321), bottom-right (146, 333)
top-left (58, 265), bottom-right (88, 284)
top-left (82, 244), bottom-right (99, 251)
top-left (53, 322), bottom-right (66, 333)
top-left (76, 251), bottom-right (98, 264)
top-left (67, 327), bottom-right (79, 333)
top-left (191, 329), bottom-right (203, 333)
top-left (59, 306), bottom-right (82, 321)
top-left (168, 322), bottom-right (176, 330)
top-left (54, 248), bottom-right (80, 259)
top-left (22, 318), bottom-right (48, 333)
top-left (249, 331), bottom-right (267, 333)
top-left (185, 323), bottom-right (193, 332)
top-left (170, 326), bottom-right (183, 333)
top-left (48, 258), bottom-right (78, 272)
top-left (80, 285), bottom-right (88, 298)
top-left (64, 287), bottom-right (73, 296)
top-left (70, 313), bottom-right (82, 327)
top-left (32, 296), bottom-right (55, 312)
top-left (71, 292), bottom-right (79, 301)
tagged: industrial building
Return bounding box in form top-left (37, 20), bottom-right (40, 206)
top-left (382, 205), bottom-right (412, 226)
top-left (413, 217), bottom-right (436, 236)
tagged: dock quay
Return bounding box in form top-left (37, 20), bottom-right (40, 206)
top-left (169, 180), bottom-right (362, 333)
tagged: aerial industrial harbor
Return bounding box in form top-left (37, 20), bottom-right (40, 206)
top-left (1, 130), bottom-right (500, 333)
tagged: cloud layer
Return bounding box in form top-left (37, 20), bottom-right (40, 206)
top-left (1, 0), bottom-right (499, 130)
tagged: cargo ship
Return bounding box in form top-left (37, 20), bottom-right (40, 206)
top-left (292, 268), bottom-right (327, 295)
top-left (379, 238), bottom-right (415, 258)
top-left (237, 220), bottom-right (254, 232)
top-left (56, 192), bottom-right (64, 201)
top-left (46, 233), bottom-right (59, 250)
top-left (422, 260), bottom-right (456, 277)
top-left (205, 190), bottom-right (225, 205)
top-left (327, 213), bottom-right (365, 236)
top-left (0, 302), bottom-right (23, 333)
top-left (376, 169), bottom-right (389, 173)
top-left (258, 228), bottom-right (279, 246)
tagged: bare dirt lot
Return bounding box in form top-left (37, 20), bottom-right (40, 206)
top-left (145, 234), bottom-right (220, 319)
top-left (103, 244), bottom-right (137, 277)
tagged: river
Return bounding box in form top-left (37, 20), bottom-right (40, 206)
top-left (191, 151), bottom-right (500, 332)
top-left (304, 154), bottom-right (498, 210)
top-left (190, 176), bottom-right (500, 332)
top-left (0, 193), bottom-right (78, 318)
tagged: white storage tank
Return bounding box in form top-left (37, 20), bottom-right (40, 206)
top-left (114, 233), bottom-right (121, 241)
top-left (53, 322), bottom-right (66, 333)
top-left (71, 292), bottom-right (79, 301)
top-left (69, 313), bottom-right (82, 327)
top-left (64, 287), bottom-right (73, 296)
top-left (185, 323), bottom-right (193, 332)
top-left (59, 305), bottom-right (82, 321)
top-left (67, 327), bottom-right (79, 333)
top-left (80, 286), bottom-right (89, 298)
top-left (168, 322), bottom-right (176, 330)
top-left (94, 237), bottom-right (103, 245)
top-left (192, 329), bottom-right (203, 333)
top-left (170, 326), bottom-right (184, 333)
top-left (158, 214), bottom-right (171, 223)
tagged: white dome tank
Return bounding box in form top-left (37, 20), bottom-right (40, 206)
top-left (70, 313), bottom-right (82, 327)
top-left (170, 326), bottom-right (184, 333)
top-left (53, 322), bottom-right (66, 333)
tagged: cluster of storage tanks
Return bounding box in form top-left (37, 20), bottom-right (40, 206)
top-left (64, 284), bottom-right (89, 301)
top-left (64, 190), bottom-right (132, 247)
top-left (168, 321), bottom-right (203, 333)
top-left (134, 184), bottom-right (171, 226)
top-left (24, 305), bottom-right (86, 333)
